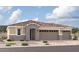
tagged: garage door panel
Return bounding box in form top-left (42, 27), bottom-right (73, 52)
top-left (62, 32), bottom-right (71, 40)
top-left (39, 32), bottom-right (59, 40)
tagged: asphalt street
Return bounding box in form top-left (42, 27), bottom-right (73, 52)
top-left (0, 45), bottom-right (79, 52)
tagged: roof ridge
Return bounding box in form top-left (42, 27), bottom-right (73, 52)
top-left (8, 20), bottom-right (71, 27)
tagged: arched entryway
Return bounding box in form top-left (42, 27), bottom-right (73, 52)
top-left (26, 23), bottom-right (40, 40)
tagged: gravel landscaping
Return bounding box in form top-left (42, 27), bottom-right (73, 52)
top-left (0, 40), bottom-right (79, 48)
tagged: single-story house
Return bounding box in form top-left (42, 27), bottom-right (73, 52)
top-left (7, 20), bottom-right (72, 40)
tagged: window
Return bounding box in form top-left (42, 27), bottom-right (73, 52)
top-left (17, 29), bottom-right (21, 35)
top-left (54, 30), bottom-right (58, 32)
top-left (39, 30), bottom-right (42, 32)
top-left (49, 30), bottom-right (51, 32)
top-left (62, 30), bottom-right (70, 32)
top-left (39, 30), bottom-right (58, 32)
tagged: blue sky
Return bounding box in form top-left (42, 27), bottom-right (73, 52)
top-left (0, 6), bottom-right (79, 28)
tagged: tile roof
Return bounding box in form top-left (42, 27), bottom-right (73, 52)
top-left (8, 20), bottom-right (70, 27)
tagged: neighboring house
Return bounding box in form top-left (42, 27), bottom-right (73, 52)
top-left (7, 20), bottom-right (72, 40)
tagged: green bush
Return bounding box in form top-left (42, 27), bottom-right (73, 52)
top-left (43, 40), bottom-right (48, 43)
top-left (45, 43), bottom-right (49, 45)
top-left (6, 43), bottom-right (11, 46)
top-left (73, 36), bottom-right (78, 40)
top-left (7, 39), bottom-right (14, 41)
top-left (22, 43), bottom-right (28, 46)
top-left (20, 40), bottom-right (25, 41)
top-left (9, 42), bottom-right (16, 45)
top-left (2, 36), bottom-right (7, 39)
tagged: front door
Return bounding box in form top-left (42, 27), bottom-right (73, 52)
top-left (30, 28), bottom-right (35, 40)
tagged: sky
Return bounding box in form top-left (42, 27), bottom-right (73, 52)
top-left (0, 6), bottom-right (79, 27)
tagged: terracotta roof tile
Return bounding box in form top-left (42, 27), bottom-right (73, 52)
top-left (8, 20), bottom-right (70, 27)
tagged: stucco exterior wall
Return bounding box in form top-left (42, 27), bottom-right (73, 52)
top-left (39, 27), bottom-right (72, 30)
top-left (9, 35), bottom-right (26, 40)
top-left (8, 27), bottom-right (16, 34)
top-left (7, 26), bottom-right (25, 35)
top-left (7, 26), bottom-right (26, 40)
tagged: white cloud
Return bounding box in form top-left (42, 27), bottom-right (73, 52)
top-left (7, 7), bottom-right (39, 24)
top-left (0, 6), bottom-right (12, 11)
top-left (46, 6), bottom-right (79, 27)
top-left (32, 18), bottom-right (39, 21)
top-left (17, 19), bottom-right (28, 23)
top-left (9, 9), bottom-right (22, 24)
top-left (17, 17), bottom-right (39, 23)
top-left (46, 6), bottom-right (78, 19)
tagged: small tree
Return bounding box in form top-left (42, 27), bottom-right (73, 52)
top-left (73, 35), bottom-right (78, 40)
top-left (72, 28), bottom-right (79, 34)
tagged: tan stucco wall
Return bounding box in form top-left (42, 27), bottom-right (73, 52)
top-left (8, 27), bottom-right (16, 34)
top-left (9, 35), bottom-right (26, 40)
top-left (7, 26), bottom-right (25, 35)
top-left (39, 27), bottom-right (72, 30)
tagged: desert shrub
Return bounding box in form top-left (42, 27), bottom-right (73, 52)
top-left (7, 39), bottom-right (14, 41)
top-left (2, 36), bottom-right (7, 39)
top-left (8, 42), bottom-right (16, 45)
top-left (20, 40), bottom-right (25, 41)
top-left (73, 36), bottom-right (78, 40)
top-left (6, 43), bottom-right (11, 46)
top-left (0, 38), bottom-right (1, 39)
top-left (43, 40), bottom-right (48, 43)
top-left (45, 43), bottom-right (49, 45)
top-left (22, 43), bottom-right (28, 46)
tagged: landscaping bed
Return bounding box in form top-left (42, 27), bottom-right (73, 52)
top-left (0, 40), bottom-right (79, 48)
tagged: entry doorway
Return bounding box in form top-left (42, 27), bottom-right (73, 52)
top-left (30, 28), bottom-right (35, 40)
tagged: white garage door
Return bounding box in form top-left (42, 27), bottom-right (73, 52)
top-left (39, 30), bottom-right (59, 40)
top-left (62, 31), bottom-right (71, 40)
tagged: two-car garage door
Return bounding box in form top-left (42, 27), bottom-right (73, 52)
top-left (39, 30), bottom-right (71, 40)
top-left (39, 30), bottom-right (59, 40)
